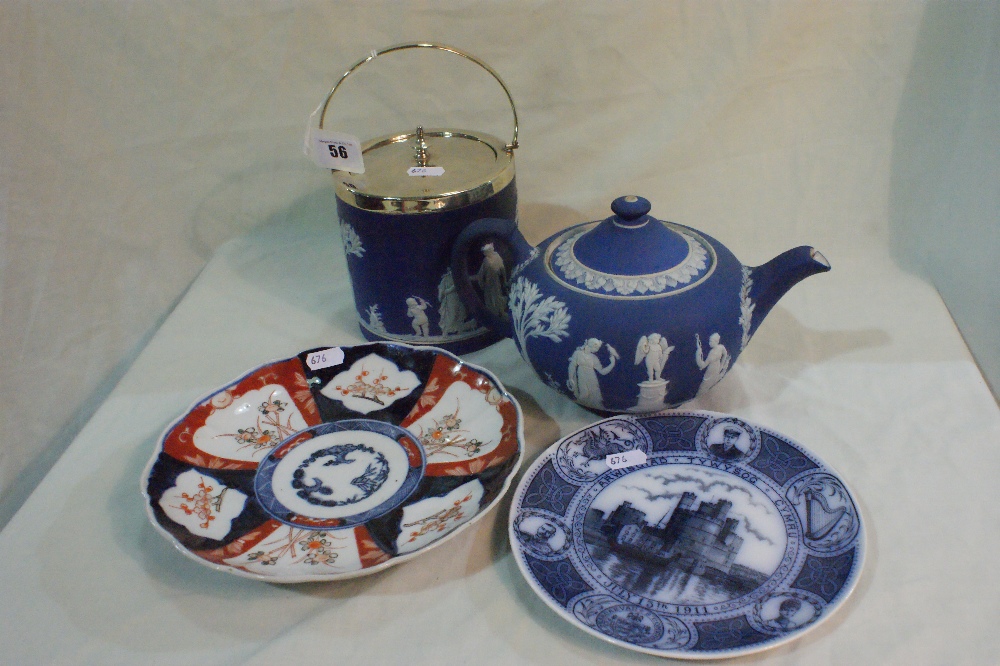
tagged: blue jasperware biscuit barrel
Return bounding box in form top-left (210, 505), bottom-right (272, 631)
top-left (320, 43), bottom-right (519, 354)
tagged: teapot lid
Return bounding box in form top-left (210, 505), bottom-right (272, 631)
top-left (545, 196), bottom-right (716, 298)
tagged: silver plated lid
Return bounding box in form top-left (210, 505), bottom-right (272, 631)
top-left (319, 43), bottom-right (518, 214)
top-left (335, 126), bottom-right (515, 213)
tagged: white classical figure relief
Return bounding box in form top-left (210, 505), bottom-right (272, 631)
top-left (567, 338), bottom-right (619, 410)
top-left (406, 296), bottom-right (431, 337)
top-left (509, 277), bottom-right (571, 361)
top-left (437, 269), bottom-right (476, 336)
top-left (695, 332), bottom-right (731, 394)
top-left (634, 333), bottom-right (675, 382)
top-left (340, 223), bottom-right (365, 258)
top-left (473, 243), bottom-right (508, 318)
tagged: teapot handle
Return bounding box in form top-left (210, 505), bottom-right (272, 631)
top-left (450, 217), bottom-right (524, 340)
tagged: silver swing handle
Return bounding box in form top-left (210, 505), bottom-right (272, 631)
top-left (317, 42), bottom-right (519, 153)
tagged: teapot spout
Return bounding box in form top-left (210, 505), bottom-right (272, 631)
top-left (747, 246), bottom-right (830, 337)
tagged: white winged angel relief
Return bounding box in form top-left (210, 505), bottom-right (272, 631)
top-left (634, 333), bottom-right (675, 382)
top-left (406, 296), bottom-right (431, 337)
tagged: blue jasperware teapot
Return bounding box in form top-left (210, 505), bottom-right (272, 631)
top-left (450, 195), bottom-right (830, 413)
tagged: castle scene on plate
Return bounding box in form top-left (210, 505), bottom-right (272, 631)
top-left (582, 464), bottom-right (787, 605)
top-left (509, 413), bottom-right (864, 658)
top-left (143, 343), bottom-right (522, 581)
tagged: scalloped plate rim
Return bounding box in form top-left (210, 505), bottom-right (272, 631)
top-left (140, 341), bottom-right (525, 583)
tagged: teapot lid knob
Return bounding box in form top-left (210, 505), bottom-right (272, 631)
top-left (610, 195), bottom-right (652, 226)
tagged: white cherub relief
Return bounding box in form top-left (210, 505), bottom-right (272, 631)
top-left (406, 296), bottom-right (430, 337)
top-left (634, 333), bottom-right (675, 382)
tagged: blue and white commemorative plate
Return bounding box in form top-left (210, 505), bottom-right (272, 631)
top-left (509, 412), bottom-right (864, 659)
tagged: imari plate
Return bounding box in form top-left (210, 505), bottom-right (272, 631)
top-left (141, 342), bottom-right (523, 582)
top-left (509, 412), bottom-right (864, 659)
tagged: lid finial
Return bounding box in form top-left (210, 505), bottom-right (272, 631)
top-left (611, 195), bottom-right (652, 226)
top-left (414, 126), bottom-right (429, 167)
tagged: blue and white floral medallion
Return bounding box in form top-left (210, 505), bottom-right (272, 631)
top-left (254, 420), bottom-right (424, 529)
top-left (509, 412), bottom-right (864, 659)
